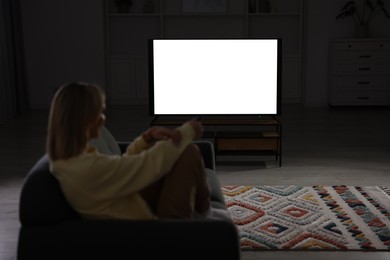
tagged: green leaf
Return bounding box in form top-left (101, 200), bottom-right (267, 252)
top-left (366, 0), bottom-right (375, 11)
top-left (377, 0), bottom-right (390, 18)
top-left (341, 1), bottom-right (356, 11)
top-left (336, 1), bottom-right (357, 19)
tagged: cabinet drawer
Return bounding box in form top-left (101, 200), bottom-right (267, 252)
top-left (333, 89), bottom-right (390, 105)
top-left (334, 76), bottom-right (390, 89)
top-left (217, 138), bottom-right (278, 151)
top-left (335, 62), bottom-right (390, 74)
top-left (333, 41), bottom-right (390, 50)
top-left (334, 51), bottom-right (390, 61)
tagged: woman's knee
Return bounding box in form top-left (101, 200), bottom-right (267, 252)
top-left (183, 143), bottom-right (200, 156)
top-left (181, 143), bottom-right (203, 163)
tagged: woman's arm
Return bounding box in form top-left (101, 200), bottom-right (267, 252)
top-left (126, 120), bottom-right (202, 155)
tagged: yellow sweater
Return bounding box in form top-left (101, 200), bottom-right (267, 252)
top-left (50, 123), bottom-right (195, 220)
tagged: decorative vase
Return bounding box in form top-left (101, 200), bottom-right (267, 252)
top-left (355, 25), bottom-right (369, 38)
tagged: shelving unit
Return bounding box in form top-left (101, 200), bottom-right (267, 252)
top-left (104, 0), bottom-right (304, 105)
top-left (150, 116), bottom-right (282, 166)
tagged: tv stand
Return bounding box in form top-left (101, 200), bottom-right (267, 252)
top-left (150, 116), bottom-right (282, 167)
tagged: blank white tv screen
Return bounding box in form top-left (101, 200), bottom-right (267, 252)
top-left (149, 38), bottom-right (281, 116)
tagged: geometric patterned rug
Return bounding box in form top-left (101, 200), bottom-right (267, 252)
top-left (222, 185), bottom-right (390, 251)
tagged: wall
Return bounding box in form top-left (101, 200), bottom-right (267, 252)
top-left (20, 0), bottom-right (105, 109)
top-left (19, 0), bottom-right (390, 108)
top-left (303, 0), bottom-right (390, 106)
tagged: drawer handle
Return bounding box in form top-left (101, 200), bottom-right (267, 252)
top-left (357, 96), bottom-right (370, 100)
top-left (358, 81), bottom-right (370, 85)
top-left (358, 67), bottom-right (371, 71)
top-left (359, 55), bottom-right (371, 58)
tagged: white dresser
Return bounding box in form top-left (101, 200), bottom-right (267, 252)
top-left (328, 39), bottom-right (390, 106)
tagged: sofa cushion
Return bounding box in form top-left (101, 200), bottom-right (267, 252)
top-left (19, 155), bottom-right (80, 225)
top-left (88, 126), bottom-right (121, 155)
top-left (206, 168), bottom-right (226, 209)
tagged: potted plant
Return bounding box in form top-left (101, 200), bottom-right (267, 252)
top-left (114, 0), bottom-right (133, 13)
top-left (336, 0), bottom-right (390, 37)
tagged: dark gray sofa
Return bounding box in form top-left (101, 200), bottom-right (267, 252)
top-left (17, 140), bottom-right (241, 260)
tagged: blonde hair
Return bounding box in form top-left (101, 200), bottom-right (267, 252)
top-left (47, 82), bottom-right (105, 160)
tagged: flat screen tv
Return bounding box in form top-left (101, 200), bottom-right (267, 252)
top-left (148, 38), bottom-right (282, 117)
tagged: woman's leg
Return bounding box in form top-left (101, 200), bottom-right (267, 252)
top-left (140, 143), bottom-right (233, 221)
top-left (141, 144), bottom-right (211, 219)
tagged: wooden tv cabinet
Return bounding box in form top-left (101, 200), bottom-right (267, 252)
top-left (150, 116), bottom-right (282, 167)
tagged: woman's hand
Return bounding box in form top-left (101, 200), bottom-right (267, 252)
top-left (142, 119), bottom-right (203, 147)
top-left (142, 126), bottom-right (182, 146)
top-left (186, 119), bottom-right (203, 139)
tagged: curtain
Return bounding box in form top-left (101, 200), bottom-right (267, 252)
top-left (0, 0), bottom-right (29, 124)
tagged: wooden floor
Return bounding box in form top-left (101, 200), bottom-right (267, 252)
top-left (1, 104), bottom-right (390, 260)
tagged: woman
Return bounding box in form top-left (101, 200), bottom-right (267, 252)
top-left (47, 81), bottom-right (230, 221)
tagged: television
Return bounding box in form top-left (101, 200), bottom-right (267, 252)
top-left (148, 38), bottom-right (282, 117)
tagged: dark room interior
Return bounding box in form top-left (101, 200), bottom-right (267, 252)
top-left (1, 0), bottom-right (390, 259)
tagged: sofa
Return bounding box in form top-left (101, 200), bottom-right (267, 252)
top-left (17, 128), bottom-right (241, 260)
